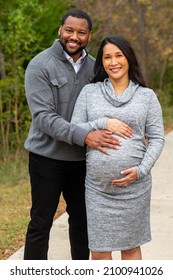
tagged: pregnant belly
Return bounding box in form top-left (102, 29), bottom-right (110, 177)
top-left (86, 143), bottom-right (144, 181)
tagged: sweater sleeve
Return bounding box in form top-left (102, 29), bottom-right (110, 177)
top-left (71, 86), bottom-right (107, 130)
top-left (136, 92), bottom-right (165, 179)
top-left (25, 64), bottom-right (88, 147)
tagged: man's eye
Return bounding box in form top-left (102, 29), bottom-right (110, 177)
top-left (66, 29), bottom-right (72, 33)
top-left (78, 31), bottom-right (86, 35)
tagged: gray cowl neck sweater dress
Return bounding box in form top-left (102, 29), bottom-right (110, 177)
top-left (71, 79), bottom-right (164, 251)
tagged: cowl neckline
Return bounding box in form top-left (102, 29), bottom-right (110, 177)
top-left (100, 79), bottom-right (139, 107)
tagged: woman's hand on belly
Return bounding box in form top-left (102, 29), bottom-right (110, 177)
top-left (111, 166), bottom-right (138, 187)
top-left (107, 118), bottom-right (134, 138)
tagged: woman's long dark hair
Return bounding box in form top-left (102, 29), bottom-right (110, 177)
top-left (92, 36), bottom-right (147, 87)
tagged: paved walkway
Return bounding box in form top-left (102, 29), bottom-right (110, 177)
top-left (8, 131), bottom-right (173, 260)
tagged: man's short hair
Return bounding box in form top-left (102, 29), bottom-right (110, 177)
top-left (61, 9), bottom-right (92, 31)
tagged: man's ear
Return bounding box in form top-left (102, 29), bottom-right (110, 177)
top-left (88, 31), bottom-right (92, 42)
top-left (58, 26), bottom-right (62, 36)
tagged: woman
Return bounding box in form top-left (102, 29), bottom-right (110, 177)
top-left (71, 36), bottom-right (164, 260)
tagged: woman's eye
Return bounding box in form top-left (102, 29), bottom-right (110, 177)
top-left (116, 53), bottom-right (123, 57)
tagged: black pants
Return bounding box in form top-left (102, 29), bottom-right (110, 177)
top-left (24, 152), bottom-right (89, 260)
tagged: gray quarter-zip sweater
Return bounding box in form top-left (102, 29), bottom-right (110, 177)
top-left (24, 40), bottom-right (95, 160)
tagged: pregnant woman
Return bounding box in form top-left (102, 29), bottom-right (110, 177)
top-left (71, 36), bottom-right (164, 260)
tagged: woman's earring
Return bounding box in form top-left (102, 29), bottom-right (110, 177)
top-left (101, 67), bottom-right (105, 72)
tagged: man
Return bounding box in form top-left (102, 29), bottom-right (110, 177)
top-left (24, 9), bottom-right (124, 260)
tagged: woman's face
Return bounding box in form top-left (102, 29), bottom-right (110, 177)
top-left (102, 43), bottom-right (129, 83)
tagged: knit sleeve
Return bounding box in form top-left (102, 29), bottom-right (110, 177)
top-left (71, 85), bottom-right (107, 130)
top-left (136, 91), bottom-right (165, 179)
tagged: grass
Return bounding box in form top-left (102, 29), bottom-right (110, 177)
top-left (0, 151), bottom-right (31, 259)
top-left (0, 151), bottom-right (66, 260)
top-left (0, 182), bottom-right (31, 259)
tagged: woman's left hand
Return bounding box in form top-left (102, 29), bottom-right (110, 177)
top-left (112, 167), bottom-right (138, 187)
top-left (107, 118), bottom-right (133, 138)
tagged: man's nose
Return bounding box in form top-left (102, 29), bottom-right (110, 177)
top-left (70, 31), bottom-right (78, 40)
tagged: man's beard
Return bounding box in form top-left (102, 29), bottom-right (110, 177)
top-left (60, 41), bottom-right (84, 56)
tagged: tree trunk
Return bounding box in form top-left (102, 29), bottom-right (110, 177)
top-left (138, 2), bottom-right (148, 82)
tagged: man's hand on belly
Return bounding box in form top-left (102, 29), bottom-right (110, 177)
top-left (85, 130), bottom-right (121, 155)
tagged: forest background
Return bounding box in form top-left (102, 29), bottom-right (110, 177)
top-left (0, 0), bottom-right (173, 259)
